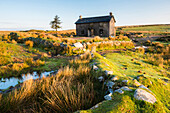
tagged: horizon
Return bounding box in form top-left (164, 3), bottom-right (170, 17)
top-left (0, 0), bottom-right (170, 31)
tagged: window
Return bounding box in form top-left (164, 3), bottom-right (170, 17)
top-left (99, 29), bottom-right (103, 34)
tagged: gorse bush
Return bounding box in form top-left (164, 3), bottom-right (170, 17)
top-left (25, 40), bottom-right (34, 48)
top-left (136, 47), bottom-right (145, 54)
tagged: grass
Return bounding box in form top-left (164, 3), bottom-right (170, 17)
top-left (78, 50), bottom-right (170, 113)
top-left (0, 52), bottom-right (105, 113)
top-left (100, 51), bottom-right (169, 80)
top-left (0, 41), bottom-right (68, 78)
top-left (122, 25), bottom-right (170, 33)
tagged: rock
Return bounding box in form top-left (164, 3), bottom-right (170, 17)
top-left (137, 74), bottom-right (147, 80)
top-left (133, 79), bottom-right (141, 87)
top-left (111, 76), bottom-right (119, 81)
top-left (73, 42), bottom-right (83, 48)
top-left (98, 76), bottom-right (104, 82)
top-left (93, 65), bottom-right (98, 71)
top-left (106, 81), bottom-right (115, 88)
top-left (115, 86), bottom-right (120, 89)
top-left (104, 93), bottom-right (112, 100)
top-left (122, 80), bottom-right (128, 83)
top-left (139, 85), bottom-right (152, 93)
top-left (134, 89), bottom-right (157, 104)
top-left (120, 86), bottom-right (132, 91)
top-left (114, 89), bottom-right (124, 94)
top-left (108, 88), bottom-right (114, 94)
top-left (105, 70), bottom-right (113, 76)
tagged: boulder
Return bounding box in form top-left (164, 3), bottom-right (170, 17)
top-left (114, 89), bottom-right (124, 94)
top-left (106, 81), bottom-right (115, 88)
top-left (122, 80), bottom-right (128, 83)
top-left (105, 70), bottom-right (113, 76)
top-left (73, 42), bottom-right (83, 48)
top-left (120, 86), bottom-right (132, 91)
top-left (111, 76), bottom-right (119, 81)
top-left (104, 93), bottom-right (112, 100)
top-left (133, 79), bottom-right (142, 87)
top-left (93, 65), bottom-right (98, 71)
top-left (134, 89), bottom-right (157, 104)
top-left (90, 100), bottom-right (106, 109)
top-left (98, 76), bottom-right (104, 82)
top-left (139, 85), bottom-right (152, 93)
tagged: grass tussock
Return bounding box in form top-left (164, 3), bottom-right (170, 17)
top-left (0, 52), bottom-right (105, 113)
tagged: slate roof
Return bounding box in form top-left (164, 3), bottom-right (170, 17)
top-left (75, 15), bottom-right (116, 24)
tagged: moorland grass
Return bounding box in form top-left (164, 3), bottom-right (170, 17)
top-left (0, 41), bottom-right (68, 78)
top-left (0, 52), bottom-right (105, 113)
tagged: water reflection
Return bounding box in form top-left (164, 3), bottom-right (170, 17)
top-left (0, 71), bottom-right (55, 90)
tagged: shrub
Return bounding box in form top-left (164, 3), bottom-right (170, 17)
top-left (11, 39), bottom-right (17, 44)
top-left (136, 47), bottom-right (145, 54)
top-left (25, 40), bottom-right (34, 48)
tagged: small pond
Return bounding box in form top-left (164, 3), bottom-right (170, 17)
top-left (0, 71), bottom-right (57, 90)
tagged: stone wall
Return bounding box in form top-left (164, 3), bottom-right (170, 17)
top-left (76, 22), bottom-right (111, 37)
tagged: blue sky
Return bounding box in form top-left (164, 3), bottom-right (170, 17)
top-left (0, 0), bottom-right (170, 30)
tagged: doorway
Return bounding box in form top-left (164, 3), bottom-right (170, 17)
top-left (88, 29), bottom-right (94, 37)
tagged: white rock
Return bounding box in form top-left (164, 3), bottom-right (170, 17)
top-left (120, 86), bottom-right (132, 91)
top-left (105, 70), bottom-right (113, 75)
top-left (114, 89), bottom-right (124, 94)
top-left (122, 80), bottom-right (128, 83)
top-left (98, 76), bottom-right (104, 82)
top-left (134, 89), bottom-right (156, 104)
top-left (104, 93), bottom-right (112, 100)
top-left (106, 81), bottom-right (115, 88)
top-left (111, 76), bottom-right (119, 81)
top-left (93, 65), bottom-right (98, 71)
top-left (73, 42), bottom-right (83, 48)
top-left (139, 85), bottom-right (152, 93)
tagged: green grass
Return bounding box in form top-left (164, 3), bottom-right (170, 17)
top-left (78, 51), bottom-right (170, 113)
top-left (94, 52), bottom-right (169, 80)
top-left (122, 25), bottom-right (170, 32)
top-left (0, 41), bottom-right (68, 78)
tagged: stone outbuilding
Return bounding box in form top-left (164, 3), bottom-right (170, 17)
top-left (75, 12), bottom-right (116, 37)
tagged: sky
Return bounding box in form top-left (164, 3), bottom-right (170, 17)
top-left (0, 0), bottom-right (170, 31)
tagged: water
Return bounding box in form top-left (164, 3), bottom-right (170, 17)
top-left (0, 71), bottom-right (56, 90)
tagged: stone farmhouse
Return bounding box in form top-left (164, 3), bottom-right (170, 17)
top-left (75, 12), bottom-right (116, 37)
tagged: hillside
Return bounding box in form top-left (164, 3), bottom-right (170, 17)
top-left (0, 31), bottom-right (169, 113)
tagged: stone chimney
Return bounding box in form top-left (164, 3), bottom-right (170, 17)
top-left (110, 12), bottom-right (113, 16)
top-left (79, 15), bottom-right (82, 19)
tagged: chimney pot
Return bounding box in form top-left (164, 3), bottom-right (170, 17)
top-left (110, 12), bottom-right (113, 16)
top-left (79, 15), bottom-right (82, 19)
